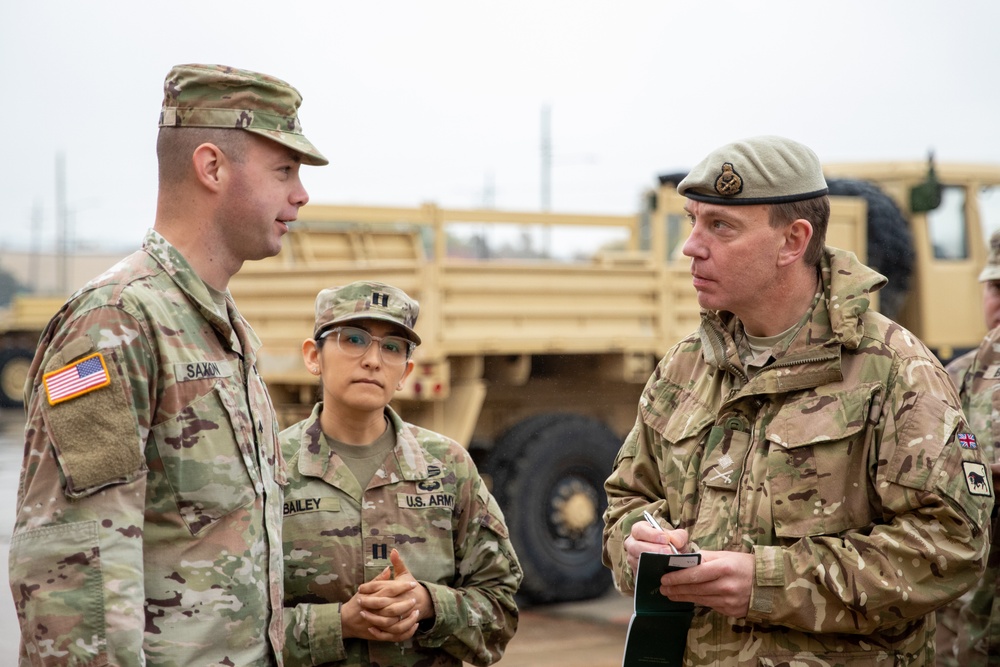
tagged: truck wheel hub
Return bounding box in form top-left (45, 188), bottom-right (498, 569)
top-left (551, 478), bottom-right (597, 537)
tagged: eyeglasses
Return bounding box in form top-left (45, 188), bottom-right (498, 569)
top-left (318, 326), bottom-right (414, 365)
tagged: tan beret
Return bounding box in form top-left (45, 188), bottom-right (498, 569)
top-left (678, 135), bottom-right (827, 205)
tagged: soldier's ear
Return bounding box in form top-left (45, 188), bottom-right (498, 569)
top-left (777, 218), bottom-right (813, 268)
top-left (191, 142), bottom-right (226, 193)
top-left (302, 338), bottom-right (321, 375)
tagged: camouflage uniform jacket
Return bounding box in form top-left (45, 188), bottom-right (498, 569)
top-left (281, 403), bottom-right (522, 667)
top-left (9, 229), bottom-right (287, 666)
top-left (947, 348), bottom-right (977, 392)
top-left (936, 342), bottom-right (984, 667)
top-left (603, 247), bottom-right (992, 666)
top-left (955, 326), bottom-right (1000, 666)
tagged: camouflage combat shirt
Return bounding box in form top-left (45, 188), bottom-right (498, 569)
top-left (9, 229), bottom-right (286, 666)
top-left (954, 325), bottom-right (1000, 666)
top-left (603, 247), bottom-right (993, 666)
top-left (938, 342), bottom-right (994, 666)
top-left (281, 403), bottom-right (522, 667)
top-left (947, 348), bottom-right (977, 393)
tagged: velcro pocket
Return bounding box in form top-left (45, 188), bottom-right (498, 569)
top-left (150, 386), bottom-right (256, 535)
top-left (10, 521), bottom-right (108, 665)
top-left (42, 346), bottom-right (144, 498)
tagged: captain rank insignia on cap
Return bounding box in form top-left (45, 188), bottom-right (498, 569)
top-left (43, 352), bottom-right (111, 405)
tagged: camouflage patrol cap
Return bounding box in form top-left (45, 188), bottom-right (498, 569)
top-left (159, 63), bottom-right (328, 166)
top-left (678, 135), bottom-right (828, 205)
top-left (314, 281), bottom-right (421, 344)
top-left (979, 229), bottom-right (1000, 282)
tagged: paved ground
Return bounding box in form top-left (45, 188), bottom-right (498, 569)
top-left (0, 407), bottom-right (634, 665)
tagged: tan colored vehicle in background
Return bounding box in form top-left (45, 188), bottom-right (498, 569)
top-left (0, 295), bottom-right (64, 409)
top-left (2, 160), bottom-right (998, 604)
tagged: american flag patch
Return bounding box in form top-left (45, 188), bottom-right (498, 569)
top-left (43, 352), bottom-right (111, 405)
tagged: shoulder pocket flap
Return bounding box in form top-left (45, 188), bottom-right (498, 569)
top-left (765, 382), bottom-right (879, 449)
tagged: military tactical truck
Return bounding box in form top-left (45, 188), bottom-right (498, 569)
top-left (0, 295), bottom-right (65, 407)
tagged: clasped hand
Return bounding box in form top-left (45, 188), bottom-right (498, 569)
top-left (624, 520), bottom-right (754, 618)
top-left (342, 548), bottom-right (433, 643)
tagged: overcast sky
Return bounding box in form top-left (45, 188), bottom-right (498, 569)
top-left (2, 1), bottom-right (999, 254)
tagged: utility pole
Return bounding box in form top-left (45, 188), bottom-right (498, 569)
top-left (55, 151), bottom-right (68, 295)
top-left (482, 170), bottom-right (495, 209)
top-left (540, 105), bottom-right (552, 256)
top-left (29, 199), bottom-right (42, 292)
top-left (540, 104), bottom-right (551, 212)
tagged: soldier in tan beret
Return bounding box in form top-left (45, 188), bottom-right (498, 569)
top-left (280, 281), bottom-right (522, 666)
top-left (9, 64), bottom-right (327, 666)
top-left (932, 229), bottom-right (1000, 666)
top-left (602, 135), bottom-right (992, 665)
top-left (945, 229), bottom-right (1000, 390)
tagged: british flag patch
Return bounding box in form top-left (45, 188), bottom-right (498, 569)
top-left (43, 352), bottom-right (111, 405)
top-left (958, 432), bottom-right (978, 449)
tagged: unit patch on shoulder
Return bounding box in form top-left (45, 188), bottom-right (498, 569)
top-left (983, 364), bottom-right (1000, 380)
top-left (43, 352), bottom-right (111, 405)
top-left (958, 432), bottom-right (979, 449)
top-left (963, 460), bottom-right (992, 497)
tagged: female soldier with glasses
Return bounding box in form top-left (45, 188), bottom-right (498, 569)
top-left (280, 280), bottom-right (522, 667)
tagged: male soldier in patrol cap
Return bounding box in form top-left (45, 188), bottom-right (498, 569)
top-left (602, 135), bottom-right (992, 665)
top-left (280, 281), bottom-right (521, 666)
top-left (9, 64), bottom-right (327, 666)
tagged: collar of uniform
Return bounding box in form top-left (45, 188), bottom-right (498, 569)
top-left (381, 406), bottom-right (433, 481)
top-left (142, 229), bottom-right (261, 355)
top-left (296, 403), bottom-right (434, 483)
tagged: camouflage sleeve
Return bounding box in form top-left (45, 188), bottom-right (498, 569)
top-left (748, 353), bottom-right (993, 634)
top-left (955, 326), bottom-right (1000, 663)
top-left (9, 302), bottom-right (153, 666)
top-left (602, 410), bottom-right (670, 595)
top-left (414, 473), bottom-right (522, 666)
top-left (946, 348), bottom-right (977, 393)
top-left (283, 602), bottom-right (346, 665)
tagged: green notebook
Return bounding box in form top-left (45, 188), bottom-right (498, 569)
top-left (621, 551), bottom-right (700, 667)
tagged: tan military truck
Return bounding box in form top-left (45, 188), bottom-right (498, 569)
top-left (227, 159), bottom-right (1000, 605)
top-left (0, 295), bottom-right (65, 407)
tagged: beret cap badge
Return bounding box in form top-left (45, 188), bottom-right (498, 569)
top-left (714, 163), bottom-right (743, 197)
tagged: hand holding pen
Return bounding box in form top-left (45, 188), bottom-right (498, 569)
top-left (643, 510), bottom-right (680, 554)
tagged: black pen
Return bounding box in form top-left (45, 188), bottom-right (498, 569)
top-left (642, 510), bottom-right (679, 554)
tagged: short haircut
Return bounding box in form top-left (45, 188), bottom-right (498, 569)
top-left (156, 127), bottom-right (248, 185)
top-left (768, 195), bottom-right (831, 266)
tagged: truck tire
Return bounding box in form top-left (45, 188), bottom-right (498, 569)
top-left (487, 414), bottom-right (622, 605)
top-left (0, 347), bottom-right (34, 408)
top-left (826, 178), bottom-right (914, 319)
